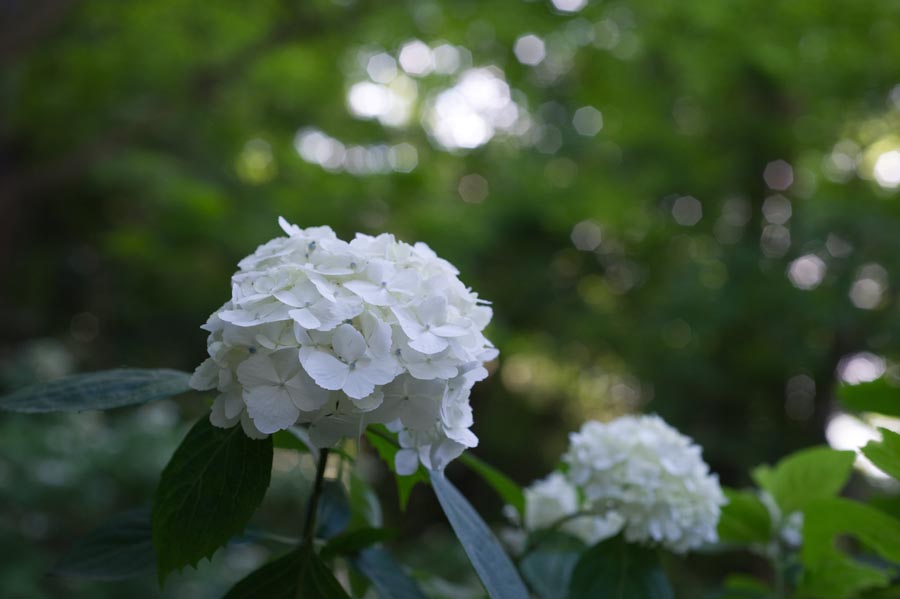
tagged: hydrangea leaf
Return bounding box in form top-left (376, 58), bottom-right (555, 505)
top-left (519, 532), bottom-right (585, 599)
top-left (365, 427), bottom-right (429, 510)
top-left (152, 417), bottom-right (273, 583)
top-left (351, 546), bottom-right (427, 599)
top-left (717, 488), bottom-right (772, 544)
top-left (0, 369), bottom-right (191, 413)
top-left (754, 446), bottom-right (855, 514)
top-left (54, 508), bottom-right (154, 581)
top-left (321, 527), bottom-right (396, 561)
top-left (316, 481), bottom-right (351, 540)
top-left (568, 536), bottom-right (673, 599)
top-left (861, 428), bottom-right (900, 481)
top-left (798, 497), bottom-right (900, 599)
top-left (430, 470), bottom-right (529, 599)
top-left (459, 452), bottom-right (525, 516)
top-left (838, 378), bottom-right (900, 418)
top-left (223, 544), bottom-right (350, 599)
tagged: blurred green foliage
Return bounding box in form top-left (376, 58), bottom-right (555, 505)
top-left (3, 0), bottom-right (900, 596)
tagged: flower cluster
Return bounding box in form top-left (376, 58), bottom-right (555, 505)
top-left (190, 218), bottom-right (496, 473)
top-left (522, 415), bottom-right (725, 553)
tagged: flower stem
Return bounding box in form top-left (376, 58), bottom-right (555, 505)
top-left (302, 448), bottom-right (330, 547)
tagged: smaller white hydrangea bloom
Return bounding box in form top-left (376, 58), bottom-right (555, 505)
top-left (190, 218), bottom-right (497, 473)
top-left (561, 415), bottom-right (726, 553)
top-left (524, 472), bottom-right (626, 546)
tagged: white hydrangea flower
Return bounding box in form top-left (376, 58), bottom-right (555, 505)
top-left (190, 218), bottom-right (497, 472)
top-left (560, 415), bottom-right (726, 553)
top-left (523, 472), bottom-right (626, 547)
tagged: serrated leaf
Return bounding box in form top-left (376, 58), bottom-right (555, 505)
top-left (365, 428), bottom-right (428, 510)
top-left (838, 378), bottom-right (900, 418)
top-left (430, 470), bottom-right (529, 599)
top-left (223, 544), bottom-right (350, 599)
top-left (54, 508), bottom-right (154, 581)
top-left (862, 429), bottom-right (900, 481)
top-left (152, 417), bottom-right (273, 583)
top-left (569, 536), bottom-right (673, 599)
top-left (351, 546), bottom-right (427, 599)
top-left (519, 532), bottom-right (585, 599)
top-left (798, 497), bottom-right (900, 599)
top-left (321, 527), bottom-right (395, 561)
top-left (717, 488), bottom-right (772, 544)
top-left (757, 446), bottom-right (855, 514)
top-left (459, 452), bottom-right (524, 516)
top-left (0, 369), bottom-right (191, 413)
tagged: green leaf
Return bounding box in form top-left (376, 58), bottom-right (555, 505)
top-left (351, 547), bottom-right (427, 599)
top-left (707, 574), bottom-right (775, 599)
top-left (862, 429), bottom-right (900, 481)
top-left (519, 532), bottom-right (585, 599)
top-left (0, 369), bottom-right (191, 413)
top-left (316, 481), bottom-right (351, 540)
top-left (321, 527), bottom-right (395, 561)
top-left (152, 417), bottom-right (273, 583)
top-left (798, 497), bottom-right (900, 599)
top-left (459, 452), bottom-right (525, 516)
top-left (223, 545), bottom-right (350, 599)
top-left (272, 429), bottom-right (311, 453)
top-left (54, 508), bottom-right (154, 581)
top-left (569, 536), bottom-right (673, 599)
top-left (756, 447), bottom-right (855, 514)
top-left (365, 428), bottom-right (429, 510)
top-left (717, 488), bottom-right (772, 544)
top-left (430, 470), bottom-right (529, 599)
top-left (838, 378), bottom-right (900, 418)
top-left (348, 472), bottom-right (383, 530)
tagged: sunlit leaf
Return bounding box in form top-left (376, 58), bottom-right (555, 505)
top-left (755, 446), bottom-right (855, 514)
top-left (861, 428), bottom-right (900, 481)
top-left (838, 378), bottom-right (900, 418)
top-left (365, 427), bottom-right (429, 510)
top-left (799, 497), bottom-right (900, 599)
top-left (717, 488), bottom-right (772, 544)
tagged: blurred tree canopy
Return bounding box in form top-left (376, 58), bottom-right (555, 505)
top-left (3, 0), bottom-right (900, 595)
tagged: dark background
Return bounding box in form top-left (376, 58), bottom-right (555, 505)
top-left (3, 0), bottom-right (900, 596)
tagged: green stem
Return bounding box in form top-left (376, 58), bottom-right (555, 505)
top-left (302, 448), bottom-right (330, 547)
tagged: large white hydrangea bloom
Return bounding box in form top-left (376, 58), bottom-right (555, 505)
top-left (522, 415), bottom-right (725, 553)
top-left (190, 218), bottom-right (497, 473)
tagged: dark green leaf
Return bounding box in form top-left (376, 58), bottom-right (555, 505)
top-left (316, 481), bottom-right (351, 540)
top-left (366, 428), bottom-right (429, 510)
top-left (799, 497), bottom-right (900, 599)
top-left (706, 574), bottom-right (774, 599)
top-left (838, 378), bottom-right (900, 418)
top-left (519, 532), bottom-right (585, 599)
top-left (717, 488), bottom-right (772, 544)
top-left (569, 536), bottom-right (673, 599)
top-left (430, 470), bottom-right (529, 599)
top-left (0, 369), bottom-right (191, 413)
top-left (223, 545), bottom-right (350, 599)
top-left (321, 527), bottom-right (395, 561)
top-left (152, 417), bottom-right (273, 583)
top-left (54, 508), bottom-right (154, 581)
top-left (862, 429), bottom-right (900, 481)
top-left (756, 446), bottom-right (855, 514)
top-left (459, 452), bottom-right (525, 516)
top-left (352, 546), bottom-right (427, 599)
top-left (272, 429), bottom-right (311, 453)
